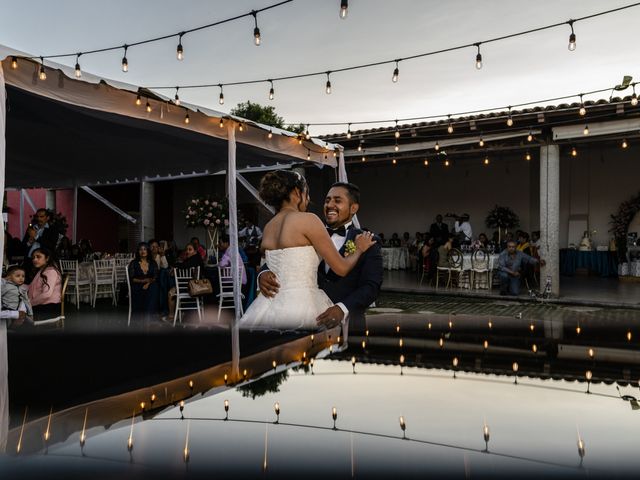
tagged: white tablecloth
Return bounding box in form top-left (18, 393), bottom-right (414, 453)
top-left (461, 254), bottom-right (500, 271)
top-left (382, 247), bottom-right (410, 270)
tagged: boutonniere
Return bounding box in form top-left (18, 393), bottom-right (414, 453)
top-left (344, 240), bottom-right (357, 257)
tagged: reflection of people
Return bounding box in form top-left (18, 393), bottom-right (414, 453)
top-left (429, 214), bottom-right (449, 246)
top-left (454, 214), bottom-right (473, 244)
top-left (217, 235), bottom-right (247, 285)
top-left (257, 180), bottom-right (383, 334)
top-left (128, 242), bottom-right (159, 315)
top-left (239, 221), bottom-right (263, 246)
top-left (579, 231), bottom-right (592, 251)
top-left (27, 248), bottom-right (62, 318)
top-left (498, 241), bottom-right (544, 296)
top-left (2, 266), bottom-right (33, 325)
top-left (240, 172), bottom-right (377, 331)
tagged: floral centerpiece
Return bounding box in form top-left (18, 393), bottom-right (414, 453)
top-left (184, 196), bottom-right (229, 258)
top-left (485, 205), bottom-right (520, 245)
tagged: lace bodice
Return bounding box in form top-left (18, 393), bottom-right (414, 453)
top-left (265, 246), bottom-right (320, 289)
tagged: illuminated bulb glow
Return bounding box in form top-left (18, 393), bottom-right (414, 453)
top-left (121, 46), bottom-right (128, 72)
top-left (483, 157), bottom-right (489, 165)
top-left (479, 138), bottom-right (484, 147)
top-left (622, 139), bottom-right (628, 149)
top-left (269, 81), bottom-right (274, 100)
top-left (583, 125), bottom-right (589, 135)
top-left (568, 21), bottom-right (577, 51)
top-left (506, 116), bottom-right (513, 127)
top-left (184, 112), bottom-right (190, 124)
top-left (434, 142), bottom-right (440, 151)
top-left (325, 72), bottom-right (332, 94)
top-left (445, 159), bottom-right (450, 167)
top-left (74, 59), bottom-right (82, 78)
top-left (392, 158), bottom-right (397, 165)
top-left (340, 0), bottom-right (348, 19)
top-left (475, 43), bottom-right (483, 69)
top-left (11, 56), bottom-right (18, 69)
top-left (392, 61), bottom-right (399, 83)
top-left (424, 159), bottom-right (428, 166)
top-left (268, 130), bottom-right (273, 139)
top-left (394, 144), bottom-right (399, 152)
top-left (527, 131), bottom-right (533, 142)
top-left (135, 95), bottom-right (142, 106)
top-left (177, 36), bottom-right (184, 60)
top-left (525, 152), bottom-right (532, 161)
top-left (38, 62), bottom-right (47, 81)
top-left (447, 123), bottom-right (454, 134)
top-left (571, 147), bottom-right (577, 157)
top-left (146, 101), bottom-right (152, 113)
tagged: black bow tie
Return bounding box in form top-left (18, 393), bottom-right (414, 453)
top-left (327, 226), bottom-right (347, 237)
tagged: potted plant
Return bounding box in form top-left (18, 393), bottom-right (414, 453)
top-left (485, 205), bottom-right (520, 245)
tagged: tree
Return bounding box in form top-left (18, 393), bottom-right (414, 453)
top-left (230, 101), bottom-right (284, 128)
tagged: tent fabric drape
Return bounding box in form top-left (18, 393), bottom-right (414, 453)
top-left (338, 150), bottom-right (360, 229)
top-left (227, 123), bottom-right (241, 381)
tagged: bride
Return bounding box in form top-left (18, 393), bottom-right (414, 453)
top-left (238, 170), bottom-right (375, 331)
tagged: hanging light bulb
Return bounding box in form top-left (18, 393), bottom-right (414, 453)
top-left (571, 146), bottom-right (577, 157)
top-left (38, 57), bottom-right (47, 80)
top-left (268, 129), bottom-right (273, 139)
top-left (392, 60), bottom-right (399, 83)
top-left (395, 121), bottom-right (400, 139)
top-left (392, 158), bottom-right (397, 165)
top-left (484, 156), bottom-right (490, 165)
top-left (424, 159), bottom-right (429, 166)
top-left (567, 20), bottom-right (576, 51)
top-left (325, 72), bottom-right (332, 94)
top-left (479, 137), bottom-right (484, 147)
top-left (434, 141), bottom-right (440, 151)
top-left (268, 80), bottom-right (274, 100)
top-left (184, 111), bottom-right (190, 124)
top-left (252, 11), bottom-right (261, 46)
top-left (307, 150), bottom-right (311, 161)
top-left (10, 56), bottom-right (18, 69)
top-left (583, 124), bottom-right (589, 135)
top-left (361, 155), bottom-right (366, 162)
top-left (346, 124), bottom-right (352, 139)
top-left (357, 141), bottom-right (363, 152)
top-left (474, 43), bottom-right (483, 70)
top-left (340, 0), bottom-right (348, 19)
top-left (445, 159), bottom-right (450, 167)
top-left (525, 151), bottom-right (531, 161)
top-left (146, 100), bottom-right (152, 113)
top-left (177, 33), bottom-right (184, 60)
top-left (447, 116), bottom-right (454, 134)
top-left (622, 138), bottom-right (628, 149)
top-left (631, 86), bottom-right (638, 106)
top-left (527, 130), bottom-right (533, 142)
top-left (121, 45), bottom-right (129, 72)
top-left (74, 53), bottom-right (82, 78)
top-left (218, 84), bottom-right (224, 105)
top-left (239, 123), bottom-right (244, 132)
top-left (305, 125), bottom-right (311, 140)
top-left (174, 87), bottom-right (181, 106)
top-left (506, 108), bottom-right (513, 126)
top-left (219, 118), bottom-right (224, 128)
top-left (579, 96), bottom-right (586, 116)
top-left (135, 94), bottom-right (142, 106)
top-left (394, 143), bottom-right (399, 152)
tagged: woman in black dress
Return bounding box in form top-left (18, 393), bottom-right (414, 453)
top-left (128, 242), bottom-right (160, 316)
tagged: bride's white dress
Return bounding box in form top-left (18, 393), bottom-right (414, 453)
top-left (238, 246), bottom-right (334, 331)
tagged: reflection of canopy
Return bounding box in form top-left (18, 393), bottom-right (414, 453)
top-left (1, 56), bottom-right (338, 189)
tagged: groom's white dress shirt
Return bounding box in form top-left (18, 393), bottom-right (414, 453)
top-left (326, 221), bottom-right (353, 322)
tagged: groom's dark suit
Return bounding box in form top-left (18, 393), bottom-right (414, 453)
top-left (318, 225), bottom-right (383, 333)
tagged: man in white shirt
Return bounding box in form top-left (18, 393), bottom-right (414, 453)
top-left (454, 213), bottom-right (473, 244)
top-left (239, 221), bottom-right (263, 246)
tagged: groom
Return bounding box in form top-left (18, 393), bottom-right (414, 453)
top-left (258, 182), bottom-right (383, 334)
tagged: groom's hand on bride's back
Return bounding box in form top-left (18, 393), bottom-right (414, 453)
top-left (258, 271), bottom-right (280, 297)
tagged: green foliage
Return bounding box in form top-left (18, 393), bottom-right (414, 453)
top-left (609, 190), bottom-right (640, 260)
top-left (485, 205), bottom-right (520, 230)
top-left (285, 123), bottom-right (306, 134)
top-left (230, 101), bottom-right (285, 128)
top-left (237, 371), bottom-right (289, 399)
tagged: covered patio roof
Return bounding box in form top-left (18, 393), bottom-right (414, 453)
top-left (1, 55), bottom-right (340, 189)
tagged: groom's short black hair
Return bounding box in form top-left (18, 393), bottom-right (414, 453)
top-left (330, 182), bottom-right (360, 205)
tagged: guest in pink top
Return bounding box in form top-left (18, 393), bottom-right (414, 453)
top-left (28, 248), bottom-right (62, 310)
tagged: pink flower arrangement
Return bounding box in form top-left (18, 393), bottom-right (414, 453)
top-left (184, 195), bottom-right (228, 229)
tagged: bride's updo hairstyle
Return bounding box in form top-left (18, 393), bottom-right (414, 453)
top-left (259, 170), bottom-right (307, 210)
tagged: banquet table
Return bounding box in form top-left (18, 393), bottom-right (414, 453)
top-left (559, 249), bottom-right (617, 277)
top-left (381, 247), bottom-right (410, 270)
top-left (461, 253), bottom-right (500, 272)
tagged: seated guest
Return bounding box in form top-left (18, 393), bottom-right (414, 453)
top-left (409, 232), bottom-right (423, 272)
top-left (217, 235), bottom-right (248, 285)
top-left (177, 242), bottom-right (205, 272)
top-left (437, 235), bottom-right (455, 267)
top-left (516, 232), bottom-right (532, 256)
top-left (429, 214), bottom-right (449, 246)
top-left (378, 233), bottom-right (386, 246)
top-left (498, 241), bottom-right (544, 296)
top-left (389, 233), bottom-right (401, 247)
top-left (477, 233), bottom-right (489, 249)
top-left (531, 231), bottom-right (541, 251)
top-left (149, 239), bottom-right (169, 269)
top-left (190, 237), bottom-right (207, 260)
top-left (2, 265), bottom-right (34, 325)
top-left (149, 239), bottom-right (170, 316)
top-left (56, 235), bottom-right (72, 260)
top-left (27, 247), bottom-right (62, 318)
top-left (128, 242), bottom-right (160, 315)
top-left (79, 238), bottom-right (94, 259)
top-left (500, 231), bottom-right (514, 252)
top-left (400, 232), bottom-right (412, 248)
top-left (420, 236), bottom-right (436, 280)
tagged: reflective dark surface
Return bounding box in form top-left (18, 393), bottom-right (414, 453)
top-left (2, 311), bottom-right (640, 479)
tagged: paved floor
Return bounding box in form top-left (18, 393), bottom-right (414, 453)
top-left (382, 269), bottom-right (640, 308)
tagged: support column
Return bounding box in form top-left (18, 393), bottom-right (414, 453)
top-left (45, 190), bottom-right (56, 212)
top-left (540, 144), bottom-right (560, 297)
top-left (140, 181), bottom-right (155, 241)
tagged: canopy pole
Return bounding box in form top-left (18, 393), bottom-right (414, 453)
top-left (227, 122), bottom-right (241, 382)
top-left (80, 186), bottom-right (137, 223)
top-left (0, 59), bottom-right (9, 454)
top-left (72, 185), bottom-right (78, 244)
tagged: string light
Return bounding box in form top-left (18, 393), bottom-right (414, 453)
top-left (325, 72), bottom-right (332, 94)
top-left (392, 60), bottom-right (399, 83)
top-left (567, 20), bottom-right (576, 51)
top-left (424, 159), bottom-right (429, 166)
top-left (340, 0), bottom-right (348, 19)
top-left (74, 53), bottom-right (82, 78)
top-left (361, 155), bottom-right (366, 162)
top-left (392, 158), bottom-right (397, 165)
top-left (631, 85), bottom-right (638, 106)
top-left (177, 33), bottom-right (184, 60)
top-left (395, 121), bottom-right (400, 139)
top-left (307, 149), bottom-right (311, 161)
top-left (346, 124), bottom-right (352, 139)
top-left (445, 159), bottom-right (450, 167)
top-left (38, 57), bottom-right (47, 80)
top-left (305, 125), bottom-right (311, 140)
top-left (394, 143), bottom-right (400, 152)
top-left (571, 146), bottom-right (577, 157)
top-left (145, 100), bottom-right (152, 113)
top-left (268, 129), bottom-right (273, 139)
top-left (447, 116), bottom-right (454, 134)
top-left (268, 80), bottom-right (275, 100)
top-left (357, 140), bottom-right (363, 152)
top-left (219, 117), bottom-right (224, 128)
top-left (218, 84), bottom-right (224, 105)
top-left (434, 141), bottom-right (440, 151)
top-left (527, 130), bottom-right (533, 142)
top-left (579, 94), bottom-right (586, 116)
top-left (252, 11), bottom-right (261, 46)
top-left (583, 124), bottom-right (589, 135)
top-left (525, 151), bottom-right (531, 161)
top-left (184, 111), bottom-right (190, 124)
top-left (622, 138), bottom-right (628, 148)
top-left (135, 94), bottom-right (142, 106)
top-left (10, 56), bottom-right (18, 69)
top-left (506, 107), bottom-right (513, 126)
top-left (483, 156), bottom-right (490, 165)
top-left (239, 122), bottom-right (245, 132)
top-left (174, 87), bottom-right (181, 106)
top-left (121, 45), bottom-right (128, 72)
top-left (474, 43), bottom-right (483, 70)
top-left (479, 137), bottom-right (485, 147)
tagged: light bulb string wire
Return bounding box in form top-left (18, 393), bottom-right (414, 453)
top-left (142, 2), bottom-right (640, 92)
top-left (25, 0), bottom-right (292, 60)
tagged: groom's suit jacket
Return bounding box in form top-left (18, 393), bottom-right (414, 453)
top-left (317, 225), bottom-right (383, 333)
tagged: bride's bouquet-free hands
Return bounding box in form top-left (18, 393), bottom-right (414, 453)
top-left (354, 232), bottom-right (376, 255)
